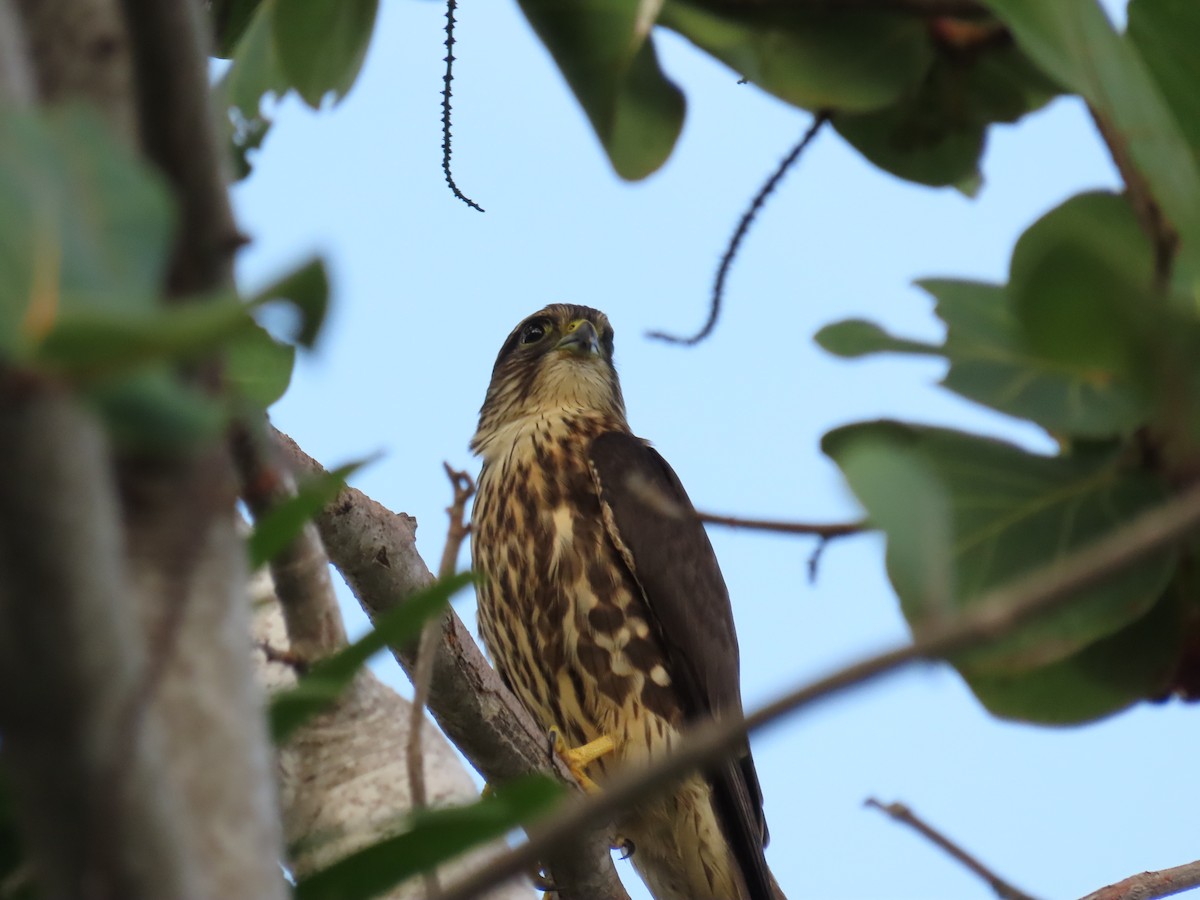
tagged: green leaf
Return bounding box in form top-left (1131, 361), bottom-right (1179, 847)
top-left (963, 582), bottom-right (1184, 724)
top-left (517, 0), bottom-right (685, 180)
top-left (209, 0), bottom-right (266, 58)
top-left (659, 1), bottom-right (931, 113)
top-left (921, 278), bottom-right (1145, 437)
top-left (0, 106), bottom-right (173, 357)
top-left (269, 572), bottom-right (474, 744)
top-left (248, 257), bottom-right (329, 348)
top-left (814, 318), bottom-right (938, 359)
top-left (86, 368), bottom-right (225, 452)
top-left (225, 322), bottom-right (295, 408)
top-left (247, 459), bottom-right (372, 569)
top-left (1008, 191), bottom-right (1155, 374)
top-left (294, 776), bottom-right (563, 900)
top-left (213, 0), bottom-right (288, 178)
top-left (1128, 0), bottom-right (1200, 173)
top-left (822, 421), bottom-right (1176, 675)
top-left (833, 39), bottom-right (1058, 187)
top-left (34, 295), bottom-right (254, 377)
top-left (982, 0), bottom-right (1200, 297)
top-left (271, 0), bottom-right (378, 109)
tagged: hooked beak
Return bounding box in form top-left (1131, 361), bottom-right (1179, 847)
top-left (556, 319), bottom-right (600, 356)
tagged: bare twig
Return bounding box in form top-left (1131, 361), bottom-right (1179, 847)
top-left (1078, 859), bottom-right (1200, 900)
top-left (866, 798), bottom-right (1040, 900)
top-left (697, 510), bottom-right (867, 538)
top-left (274, 429), bottom-right (630, 900)
top-left (408, 464), bottom-right (477, 899)
top-left (437, 480), bottom-right (1200, 900)
top-left (648, 112), bottom-right (828, 346)
top-left (441, 0), bottom-right (483, 212)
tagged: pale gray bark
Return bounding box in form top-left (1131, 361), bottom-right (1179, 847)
top-left (251, 568), bottom-right (533, 900)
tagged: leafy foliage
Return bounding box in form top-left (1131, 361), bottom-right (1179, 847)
top-left (293, 775), bottom-right (563, 900)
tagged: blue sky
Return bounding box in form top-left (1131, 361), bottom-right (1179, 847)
top-left (232, 2), bottom-right (1195, 897)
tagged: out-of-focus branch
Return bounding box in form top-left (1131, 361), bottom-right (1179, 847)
top-left (436, 480), bottom-right (1200, 900)
top-left (0, 386), bottom-right (199, 898)
top-left (274, 429), bottom-right (630, 900)
top-left (233, 421), bottom-right (347, 659)
top-left (118, 0), bottom-right (239, 297)
top-left (0, 0), bottom-right (32, 102)
top-left (1088, 106), bottom-right (1178, 294)
top-left (866, 799), bottom-right (1039, 900)
top-left (1077, 860), bottom-right (1200, 900)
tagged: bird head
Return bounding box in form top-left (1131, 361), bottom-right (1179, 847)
top-left (471, 304), bottom-right (627, 455)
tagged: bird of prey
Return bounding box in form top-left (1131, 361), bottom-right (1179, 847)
top-left (470, 304), bottom-right (783, 900)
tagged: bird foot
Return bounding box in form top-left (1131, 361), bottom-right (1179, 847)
top-left (548, 728), bottom-right (615, 795)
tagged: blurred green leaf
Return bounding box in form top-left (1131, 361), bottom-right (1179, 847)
top-left (0, 106), bottom-right (173, 357)
top-left (248, 257), bottom-right (329, 348)
top-left (1009, 191), bottom-right (1154, 374)
top-left (659, 1), bottom-right (930, 113)
top-left (247, 459), bottom-right (371, 570)
top-left (964, 582), bottom-right (1184, 724)
top-left (270, 572), bottom-right (474, 744)
top-left (213, 0), bottom-right (288, 179)
top-left (1128, 0), bottom-right (1200, 172)
top-left (225, 323), bottom-right (295, 408)
top-left (920, 278), bottom-right (1145, 437)
top-left (823, 421), bottom-right (1176, 675)
top-left (34, 295), bottom-right (253, 376)
top-left (294, 775), bottom-right (563, 900)
top-left (272, 0), bottom-right (378, 109)
top-left (814, 318), bottom-right (937, 359)
top-left (86, 368), bottom-right (225, 452)
top-left (834, 39), bottom-right (1058, 187)
top-left (517, 0), bottom-right (685, 180)
top-left (209, 0), bottom-right (266, 58)
top-left (984, 0), bottom-right (1200, 296)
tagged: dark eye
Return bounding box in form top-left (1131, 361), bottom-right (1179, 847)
top-left (520, 322), bottom-right (547, 344)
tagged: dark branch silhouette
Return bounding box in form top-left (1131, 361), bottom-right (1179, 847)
top-left (441, 0), bottom-right (484, 212)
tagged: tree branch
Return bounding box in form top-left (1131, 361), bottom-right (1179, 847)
top-left (436, 480), bottom-right (1200, 900)
top-left (0, 385), bottom-right (201, 899)
top-left (233, 421), bottom-right (347, 659)
top-left (696, 510), bottom-right (867, 538)
top-left (1078, 859), bottom-right (1200, 900)
top-left (1088, 105), bottom-right (1178, 295)
top-left (273, 429), bottom-right (630, 900)
top-left (866, 798), bottom-right (1040, 900)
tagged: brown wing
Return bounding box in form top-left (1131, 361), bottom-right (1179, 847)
top-left (588, 430), bottom-right (773, 900)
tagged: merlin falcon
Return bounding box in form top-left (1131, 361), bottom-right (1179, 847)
top-left (470, 304), bottom-right (783, 900)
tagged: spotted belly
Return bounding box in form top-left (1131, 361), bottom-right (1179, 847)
top-left (473, 474), bottom-right (750, 898)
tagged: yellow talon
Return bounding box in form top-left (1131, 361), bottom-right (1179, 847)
top-left (548, 728), bottom-right (615, 795)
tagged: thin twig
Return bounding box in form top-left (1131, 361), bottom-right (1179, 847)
top-left (697, 510), bottom-right (867, 538)
top-left (441, 0), bottom-right (483, 212)
top-left (407, 465), bottom-right (476, 899)
top-left (649, 112), bottom-right (828, 345)
top-left (437, 481), bottom-right (1200, 900)
top-left (866, 798), bottom-right (1040, 900)
top-left (1087, 105), bottom-right (1178, 295)
top-left (1078, 859), bottom-right (1200, 900)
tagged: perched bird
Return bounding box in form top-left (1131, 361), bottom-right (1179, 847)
top-left (470, 304), bottom-right (783, 900)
